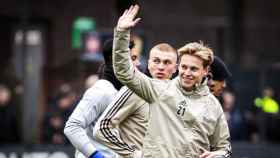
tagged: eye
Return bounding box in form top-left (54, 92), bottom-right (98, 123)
top-left (190, 67), bottom-right (198, 72)
top-left (163, 60), bottom-right (172, 65)
top-left (131, 55), bottom-right (137, 61)
top-left (153, 58), bottom-right (160, 64)
top-left (181, 65), bottom-right (187, 70)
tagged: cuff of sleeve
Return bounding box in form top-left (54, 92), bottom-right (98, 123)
top-left (83, 142), bottom-right (97, 157)
top-left (213, 150), bottom-right (227, 157)
top-left (115, 27), bottom-right (130, 35)
top-left (90, 151), bottom-right (104, 158)
top-left (115, 26), bottom-right (131, 32)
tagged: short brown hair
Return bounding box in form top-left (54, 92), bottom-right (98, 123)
top-left (177, 41), bottom-right (213, 67)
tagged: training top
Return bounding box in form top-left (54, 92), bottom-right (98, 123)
top-left (94, 86), bottom-right (148, 158)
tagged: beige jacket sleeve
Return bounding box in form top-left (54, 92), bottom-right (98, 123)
top-left (209, 110), bottom-right (232, 158)
top-left (94, 87), bottom-right (145, 158)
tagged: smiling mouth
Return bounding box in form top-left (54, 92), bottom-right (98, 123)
top-left (183, 78), bottom-right (193, 82)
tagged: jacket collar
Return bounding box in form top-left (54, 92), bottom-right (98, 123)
top-left (175, 77), bottom-right (209, 97)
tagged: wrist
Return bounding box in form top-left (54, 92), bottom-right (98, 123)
top-left (116, 26), bottom-right (129, 32)
top-left (90, 151), bottom-right (104, 158)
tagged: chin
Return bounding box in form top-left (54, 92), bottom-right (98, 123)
top-left (156, 76), bottom-right (164, 79)
top-left (182, 84), bottom-right (193, 91)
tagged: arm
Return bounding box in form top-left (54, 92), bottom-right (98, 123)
top-left (201, 113), bottom-right (232, 158)
top-left (64, 81), bottom-right (116, 158)
top-left (113, 5), bottom-right (160, 103)
top-left (94, 87), bottom-right (144, 157)
top-left (212, 113), bottom-right (232, 157)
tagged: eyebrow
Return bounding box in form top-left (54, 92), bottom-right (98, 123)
top-left (180, 63), bottom-right (199, 68)
top-left (152, 57), bottom-right (173, 61)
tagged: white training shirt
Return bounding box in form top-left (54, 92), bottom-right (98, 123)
top-left (64, 79), bottom-right (119, 158)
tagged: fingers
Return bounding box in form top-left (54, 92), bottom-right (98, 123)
top-left (126, 5), bottom-right (140, 18)
top-left (122, 5), bottom-right (134, 16)
top-left (132, 18), bottom-right (141, 26)
top-left (126, 5), bottom-right (134, 15)
top-left (199, 151), bottom-right (211, 158)
top-left (131, 5), bottom-right (140, 18)
top-left (123, 9), bottom-right (128, 16)
top-left (118, 4), bottom-right (140, 29)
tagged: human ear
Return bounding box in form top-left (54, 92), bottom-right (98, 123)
top-left (204, 66), bottom-right (210, 76)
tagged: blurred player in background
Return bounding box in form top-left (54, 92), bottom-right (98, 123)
top-left (208, 56), bottom-right (232, 97)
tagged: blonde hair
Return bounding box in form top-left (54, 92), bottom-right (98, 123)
top-left (177, 41), bottom-right (214, 67)
top-left (150, 43), bottom-right (178, 58)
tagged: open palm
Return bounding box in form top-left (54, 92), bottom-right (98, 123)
top-left (117, 5), bottom-right (141, 30)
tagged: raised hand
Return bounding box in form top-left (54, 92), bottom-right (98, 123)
top-left (117, 5), bottom-right (141, 30)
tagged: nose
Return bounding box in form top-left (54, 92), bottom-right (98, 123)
top-left (157, 62), bottom-right (165, 70)
top-left (183, 68), bottom-right (192, 76)
top-left (133, 59), bottom-right (141, 67)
